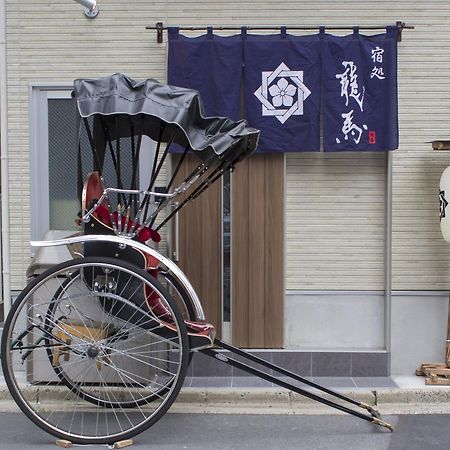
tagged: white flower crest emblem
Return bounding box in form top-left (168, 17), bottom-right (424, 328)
top-left (254, 62), bottom-right (312, 124)
top-left (269, 78), bottom-right (297, 107)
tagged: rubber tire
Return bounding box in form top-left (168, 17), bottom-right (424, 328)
top-left (1, 257), bottom-right (189, 445)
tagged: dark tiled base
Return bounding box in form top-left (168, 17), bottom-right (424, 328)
top-left (272, 352), bottom-right (312, 377)
top-left (184, 376), bottom-right (397, 389)
top-left (351, 353), bottom-right (390, 377)
top-left (232, 377), bottom-right (273, 388)
top-left (190, 351), bottom-right (232, 377)
top-left (190, 377), bottom-right (233, 388)
top-left (189, 350), bottom-right (389, 378)
top-left (312, 353), bottom-right (351, 377)
top-left (313, 377), bottom-right (355, 388)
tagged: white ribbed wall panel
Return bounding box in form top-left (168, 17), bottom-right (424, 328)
top-left (286, 153), bottom-right (386, 290)
top-left (6, 0), bottom-right (170, 288)
top-left (5, 0), bottom-right (450, 291)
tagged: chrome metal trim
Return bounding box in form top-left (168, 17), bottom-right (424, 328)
top-left (173, 202), bottom-right (179, 262)
top-left (30, 234), bottom-right (206, 321)
top-left (104, 187), bottom-right (175, 198)
top-left (82, 187), bottom-right (175, 224)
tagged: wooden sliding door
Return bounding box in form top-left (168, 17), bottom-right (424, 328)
top-left (172, 152), bottom-right (284, 347)
top-left (231, 153), bottom-right (284, 348)
top-left (171, 154), bottom-right (223, 336)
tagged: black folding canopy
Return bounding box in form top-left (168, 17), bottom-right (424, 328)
top-left (73, 73), bottom-right (260, 232)
top-left (73, 73), bottom-right (259, 160)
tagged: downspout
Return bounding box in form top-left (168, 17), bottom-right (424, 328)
top-left (0, 0), bottom-right (11, 315)
top-left (385, 151), bottom-right (393, 357)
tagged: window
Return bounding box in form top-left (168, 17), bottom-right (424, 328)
top-left (30, 87), bottom-right (76, 240)
top-left (30, 85), bottom-right (154, 241)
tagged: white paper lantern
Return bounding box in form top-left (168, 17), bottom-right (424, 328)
top-left (439, 166), bottom-right (450, 242)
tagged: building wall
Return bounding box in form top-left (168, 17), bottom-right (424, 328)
top-left (390, 291), bottom-right (448, 374)
top-left (6, 1), bottom-right (450, 372)
top-left (286, 152), bottom-right (386, 291)
top-left (6, 0), bottom-right (169, 289)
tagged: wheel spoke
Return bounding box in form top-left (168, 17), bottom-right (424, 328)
top-left (1, 257), bottom-right (188, 444)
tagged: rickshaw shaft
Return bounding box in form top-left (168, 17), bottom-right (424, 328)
top-left (215, 339), bottom-right (362, 407)
top-left (200, 340), bottom-right (393, 431)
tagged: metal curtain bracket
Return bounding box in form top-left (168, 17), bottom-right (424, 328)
top-left (156, 21), bottom-right (164, 44)
top-left (431, 140), bottom-right (450, 151)
top-left (147, 21), bottom-right (414, 43)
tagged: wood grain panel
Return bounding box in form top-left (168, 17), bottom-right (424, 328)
top-left (184, 158), bottom-right (202, 298)
top-left (172, 154), bottom-right (222, 334)
top-left (231, 158), bottom-right (250, 347)
top-left (232, 154), bottom-right (284, 348)
top-left (248, 155), bottom-right (266, 347)
top-left (201, 172), bottom-right (222, 336)
top-left (264, 153), bottom-right (284, 347)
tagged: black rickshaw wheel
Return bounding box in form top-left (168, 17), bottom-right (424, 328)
top-left (1, 257), bottom-right (189, 445)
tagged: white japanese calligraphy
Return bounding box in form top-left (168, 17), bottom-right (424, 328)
top-left (336, 61), bottom-right (365, 112)
top-left (370, 66), bottom-right (386, 80)
top-left (335, 110), bottom-right (368, 145)
top-left (371, 46), bottom-right (386, 81)
top-left (371, 46), bottom-right (384, 63)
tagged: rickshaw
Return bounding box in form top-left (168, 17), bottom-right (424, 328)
top-left (0, 74), bottom-right (393, 445)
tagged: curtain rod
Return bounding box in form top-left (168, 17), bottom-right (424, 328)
top-left (147, 21), bottom-right (414, 44)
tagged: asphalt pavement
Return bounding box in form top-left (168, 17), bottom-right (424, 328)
top-left (0, 411), bottom-right (447, 450)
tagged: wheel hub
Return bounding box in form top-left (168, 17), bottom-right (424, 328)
top-left (86, 346), bottom-right (100, 358)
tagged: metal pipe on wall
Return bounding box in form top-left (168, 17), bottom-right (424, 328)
top-left (0, 0), bottom-right (11, 316)
top-left (72, 0), bottom-right (99, 18)
top-left (384, 150), bottom-right (393, 355)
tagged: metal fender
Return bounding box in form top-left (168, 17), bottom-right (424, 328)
top-left (30, 234), bottom-right (206, 321)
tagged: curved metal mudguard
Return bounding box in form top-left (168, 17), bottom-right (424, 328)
top-left (30, 234), bottom-right (206, 322)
